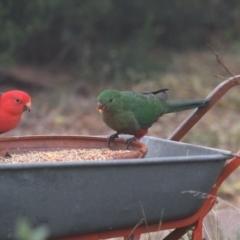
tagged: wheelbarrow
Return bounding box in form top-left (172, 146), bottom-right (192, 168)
top-left (0, 76), bottom-right (239, 240)
top-left (49, 75), bottom-right (240, 240)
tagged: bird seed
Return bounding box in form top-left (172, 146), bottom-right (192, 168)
top-left (0, 148), bottom-right (133, 163)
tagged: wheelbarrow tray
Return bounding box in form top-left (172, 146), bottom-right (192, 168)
top-left (0, 135), bottom-right (230, 239)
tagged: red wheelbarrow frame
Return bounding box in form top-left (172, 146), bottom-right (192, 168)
top-left (50, 75), bottom-right (240, 240)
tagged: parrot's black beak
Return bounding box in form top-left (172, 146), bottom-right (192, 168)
top-left (97, 101), bottom-right (104, 113)
top-left (24, 101), bottom-right (31, 112)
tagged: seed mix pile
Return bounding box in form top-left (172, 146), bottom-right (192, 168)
top-left (0, 148), bottom-right (132, 163)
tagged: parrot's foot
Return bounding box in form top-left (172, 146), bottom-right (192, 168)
top-left (108, 133), bottom-right (119, 148)
top-left (126, 137), bottom-right (138, 149)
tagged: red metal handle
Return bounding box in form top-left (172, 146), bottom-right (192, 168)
top-left (168, 75), bottom-right (240, 141)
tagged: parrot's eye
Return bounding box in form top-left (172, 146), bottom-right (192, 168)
top-left (15, 98), bottom-right (20, 103)
top-left (109, 98), bottom-right (113, 103)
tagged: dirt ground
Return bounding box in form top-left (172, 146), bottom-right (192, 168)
top-left (1, 52), bottom-right (240, 239)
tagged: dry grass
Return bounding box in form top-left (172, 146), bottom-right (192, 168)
top-left (2, 45), bottom-right (240, 239)
top-left (3, 47), bottom-right (240, 191)
top-left (4, 49), bottom-right (240, 150)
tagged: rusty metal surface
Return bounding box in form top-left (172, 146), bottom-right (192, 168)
top-left (168, 75), bottom-right (240, 141)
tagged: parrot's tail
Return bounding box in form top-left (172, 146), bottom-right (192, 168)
top-left (164, 98), bottom-right (210, 113)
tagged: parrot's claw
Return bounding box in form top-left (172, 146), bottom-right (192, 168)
top-left (107, 134), bottom-right (137, 149)
top-left (108, 133), bottom-right (119, 148)
top-left (126, 137), bottom-right (138, 149)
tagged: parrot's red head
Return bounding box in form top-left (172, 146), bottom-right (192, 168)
top-left (1, 90), bottom-right (31, 114)
top-left (0, 90), bottom-right (31, 134)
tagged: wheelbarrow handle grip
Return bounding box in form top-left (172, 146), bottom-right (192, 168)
top-left (168, 75), bottom-right (240, 141)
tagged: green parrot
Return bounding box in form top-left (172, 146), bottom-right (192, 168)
top-left (97, 89), bottom-right (210, 148)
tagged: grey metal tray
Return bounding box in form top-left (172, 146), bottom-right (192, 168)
top-left (0, 136), bottom-right (230, 239)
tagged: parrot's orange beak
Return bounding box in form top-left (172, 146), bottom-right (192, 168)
top-left (97, 101), bottom-right (104, 113)
top-left (24, 101), bottom-right (32, 112)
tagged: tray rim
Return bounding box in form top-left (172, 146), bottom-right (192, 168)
top-left (0, 135), bottom-right (231, 168)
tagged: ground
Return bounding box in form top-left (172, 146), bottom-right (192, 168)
top-left (1, 47), bottom-right (240, 239)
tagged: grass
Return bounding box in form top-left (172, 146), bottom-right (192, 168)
top-left (5, 45), bottom-right (240, 150)
top-left (2, 43), bottom-right (240, 240)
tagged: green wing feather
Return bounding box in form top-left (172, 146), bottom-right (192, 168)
top-left (121, 91), bottom-right (210, 129)
top-left (122, 92), bottom-right (165, 129)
